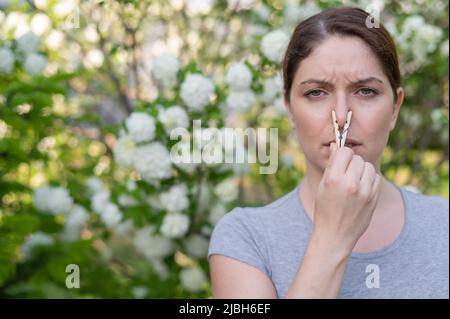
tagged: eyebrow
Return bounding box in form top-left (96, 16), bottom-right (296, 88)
top-left (299, 76), bottom-right (384, 86)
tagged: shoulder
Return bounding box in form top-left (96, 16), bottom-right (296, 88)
top-left (402, 187), bottom-right (448, 213)
top-left (215, 187), bottom-right (299, 229)
top-left (401, 186), bottom-right (449, 229)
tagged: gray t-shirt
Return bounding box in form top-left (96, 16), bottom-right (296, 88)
top-left (208, 183), bottom-right (449, 298)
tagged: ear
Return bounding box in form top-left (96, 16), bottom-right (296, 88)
top-left (390, 87), bottom-right (404, 131)
top-left (283, 89), bottom-right (296, 129)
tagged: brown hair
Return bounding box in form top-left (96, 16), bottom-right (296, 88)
top-left (282, 7), bottom-right (401, 102)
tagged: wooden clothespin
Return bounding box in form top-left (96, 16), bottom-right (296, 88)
top-left (332, 110), bottom-right (353, 148)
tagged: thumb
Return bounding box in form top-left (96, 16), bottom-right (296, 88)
top-left (328, 142), bottom-right (337, 165)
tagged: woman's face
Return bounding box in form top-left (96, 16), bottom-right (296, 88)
top-left (285, 35), bottom-right (404, 173)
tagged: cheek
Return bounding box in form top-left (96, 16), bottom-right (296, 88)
top-left (291, 106), bottom-right (328, 144)
top-left (361, 106), bottom-right (393, 140)
top-left (294, 109), bottom-right (321, 137)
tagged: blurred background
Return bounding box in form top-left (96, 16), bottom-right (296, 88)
top-left (0, 0), bottom-right (448, 298)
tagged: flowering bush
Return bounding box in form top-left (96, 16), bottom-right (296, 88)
top-left (0, 0), bottom-right (448, 298)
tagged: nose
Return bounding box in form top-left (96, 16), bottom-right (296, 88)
top-left (333, 103), bottom-right (352, 130)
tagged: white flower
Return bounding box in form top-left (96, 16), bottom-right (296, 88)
top-left (118, 194), bottom-right (139, 207)
top-left (273, 96), bottom-right (286, 114)
top-left (131, 286), bottom-right (149, 299)
top-left (66, 205), bottom-right (89, 228)
top-left (85, 176), bottom-right (105, 195)
top-left (208, 202), bottom-right (227, 225)
top-left (261, 30), bottom-right (289, 63)
top-left (225, 62), bottom-right (253, 90)
top-left (186, 0), bottom-right (213, 15)
top-left (0, 48), bottom-right (15, 74)
top-left (33, 185), bottom-right (73, 215)
top-left (402, 16), bottom-right (425, 38)
top-left (30, 13), bottom-right (51, 35)
top-left (100, 203), bottom-right (122, 227)
top-left (133, 225), bottom-right (174, 259)
top-left (179, 267), bottom-right (207, 293)
top-left (214, 178), bottom-right (238, 203)
top-left (17, 31), bottom-right (40, 53)
top-left (180, 73), bottom-right (215, 111)
top-left (33, 185), bottom-right (52, 212)
top-left (113, 134), bottom-right (137, 168)
top-left (23, 53), bottom-right (47, 75)
top-left (415, 24), bottom-right (442, 53)
top-left (194, 128), bottom-right (223, 166)
top-left (126, 179), bottom-right (137, 192)
top-left (21, 231), bottom-right (54, 259)
top-left (63, 205), bottom-right (89, 241)
top-left (114, 219), bottom-right (134, 236)
top-left (254, 3), bottom-right (271, 21)
top-left (125, 112), bottom-right (156, 143)
top-left (53, 0), bottom-right (78, 18)
top-left (160, 213), bottom-right (190, 238)
top-left (159, 184), bottom-right (189, 213)
top-left (45, 30), bottom-right (65, 50)
top-left (84, 49), bottom-right (104, 69)
top-left (226, 0), bottom-right (254, 11)
top-left (172, 139), bottom-right (199, 173)
top-left (401, 110), bottom-right (422, 129)
top-left (398, 16), bottom-right (443, 65)
top-left (226, 90), bottom-right (256, 112)
top-left (4, 12), bottom-right (28, 36)
top-left (431, 108), bottom-right (445, 131)
top-left (134, 142), bottom-right (173, 182)
top-left (262, 74), bottom-right (283, 103)
top-left (149, 258), bottom-right (169, 280)
top-left (201, 225), bottom-right (212, 236)
top-left (152, 53), bottom-right (180, 87)
top-left (91, 190), bottom-right (110, 214)
top-left (145, 194), bottom-right (164, 211)
top-left (184, 234), bottom-right (209, 259)
top-left (158, 106), bottom-right (189, 134)
top-left (284, 3), bottom-right (319, 26)
top-left (48, 187), bottom-right (73, 214)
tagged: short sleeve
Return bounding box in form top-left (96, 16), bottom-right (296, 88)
top-left (208, 207), bottom-right (270, 277)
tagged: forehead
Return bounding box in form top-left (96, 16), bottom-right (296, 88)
top-left (294, 35), bottom-right (388, 83)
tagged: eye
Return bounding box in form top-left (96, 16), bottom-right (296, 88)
top-left (357, 87), bottom-right (378, 96)
top-left (305, 89), bottom-right (326, 98)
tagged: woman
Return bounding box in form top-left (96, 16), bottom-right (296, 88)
top-left (208, 7), bottom-right (449, 299)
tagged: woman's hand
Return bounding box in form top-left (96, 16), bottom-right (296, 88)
top-left (312, 142), bottom-right (382, 254)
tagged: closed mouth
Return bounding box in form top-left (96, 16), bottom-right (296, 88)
top-left (324, 141), bottom-right (362, 147)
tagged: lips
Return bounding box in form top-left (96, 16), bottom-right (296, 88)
top-left (324, 138), bottom-right (362, 147)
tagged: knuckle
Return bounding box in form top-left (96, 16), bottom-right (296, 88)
top-left (360, 188), bottom-right (372, 202)
top-left (346, 181), bottom-right (359, 194)
top-left (324, 174), bottom-right (340, 187)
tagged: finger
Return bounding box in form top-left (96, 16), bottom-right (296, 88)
top-left (327, 142), bottom-right (338, 166)
top-left (345, 155), bottom-right (365, 185)
top-left (359, 162), bottom-right (376, 199)
top-left (328, 146), bottom-right (354, 176)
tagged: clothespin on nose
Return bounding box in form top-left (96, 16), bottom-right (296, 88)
top-left (332, 110), bottom-right (353, 148)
